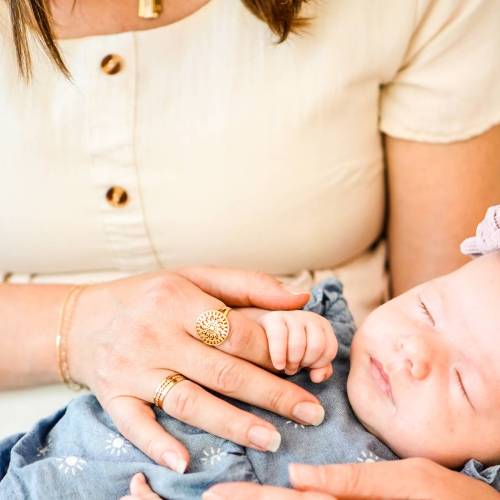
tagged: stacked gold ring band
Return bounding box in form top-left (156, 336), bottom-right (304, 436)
top-left (153, 373), bottom-right (187, 409)
top-left (195, 306), bottom-right (232, 346)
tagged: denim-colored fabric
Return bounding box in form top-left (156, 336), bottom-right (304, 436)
top-left (1, 279), bottom-right (498, 499)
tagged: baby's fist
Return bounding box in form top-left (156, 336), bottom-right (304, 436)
top-left (260, 310), bottom-right (338, 383)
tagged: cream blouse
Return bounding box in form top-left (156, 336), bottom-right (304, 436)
top-left (0, 0), bottom-right (499, 436)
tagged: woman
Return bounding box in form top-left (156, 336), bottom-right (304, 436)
top-left (1, 0), bottom-right (499, 497)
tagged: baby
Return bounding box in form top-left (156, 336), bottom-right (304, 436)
top-left (247, 249), bottom-right (500, 470)
top-left (1, 209), bottom-right (499, 499)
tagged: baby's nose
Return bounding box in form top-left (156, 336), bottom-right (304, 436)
top-left (399, 335), bottom-right (432, 380)
top-left (409, 356), bottom-right (430, 379)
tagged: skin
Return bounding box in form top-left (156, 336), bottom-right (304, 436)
top-left (31, 0), bottom-right (500, 496)
top-left (123, 256), bottom-right (500, 499)
top-left (348, 252), bottom-right (500, 468)
top-left (0, 268), bottom-right (323, 474)
top-left (50, 0), bottom-right (211, 39)
top-left (238, 307), bottom-right (338, 381)
top-left (236, 255), bottom-right (500, 470)
top-left (74, 269), bottom-right (326, 465)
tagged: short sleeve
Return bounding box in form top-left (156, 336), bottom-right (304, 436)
top-left (380, 0), bottom-right (500, 143)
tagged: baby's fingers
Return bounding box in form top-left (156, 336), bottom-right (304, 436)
top-left (265, 318), bottom-right (288, 371)
top-left (309, 364), bottom-right (333, 383)
top-left (285, 323), bottom-right (307, 375)
top-left (301, 322), bottom-right (328, 367)
top-left (308, 322), bottom-right (338, 370)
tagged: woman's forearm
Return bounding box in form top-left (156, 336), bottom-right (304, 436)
top-left (0, 283), bottom-right (72, 389)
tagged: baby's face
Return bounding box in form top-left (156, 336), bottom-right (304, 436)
top-left (347, 252), bottom-right (500, 467)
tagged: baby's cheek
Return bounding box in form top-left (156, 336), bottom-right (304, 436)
top-left (346, 370), bottom-right (379, 432)
top-left (379, 409), bottom-right (466, 466)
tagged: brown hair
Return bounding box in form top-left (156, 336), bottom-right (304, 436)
top-left (8, 0), bottom-right (309, 80)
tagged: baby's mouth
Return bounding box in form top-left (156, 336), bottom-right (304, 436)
top-left (369, 357), bottom-right (395, 405)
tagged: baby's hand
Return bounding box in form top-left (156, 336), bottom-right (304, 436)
top-left (243, 309), bottom-right (338, 383)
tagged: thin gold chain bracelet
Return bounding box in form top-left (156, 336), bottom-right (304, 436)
top-left (55, 284), bottom-right (89, 391)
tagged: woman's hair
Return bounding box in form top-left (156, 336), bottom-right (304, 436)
top-left (8, 0), bottom-right (309, 80)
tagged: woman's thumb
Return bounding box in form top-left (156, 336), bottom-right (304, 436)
top-left (175, 266), bottom-right (310, 309)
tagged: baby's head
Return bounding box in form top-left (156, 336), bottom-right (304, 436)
top-left (347, 251), bottom-right (500, 468)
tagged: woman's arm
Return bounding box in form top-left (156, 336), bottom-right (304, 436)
top-left (0, 269), bottom-right (328, 471)
top-left (386, 123), bottom-right (500, 296)
top-left (0, 283), bottom-right (70, 388)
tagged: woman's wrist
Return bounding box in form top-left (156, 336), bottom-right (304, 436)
top-left (0, 283), bottom-right (74, 388)
top-left (66, 281), bottom-right (118, 389)
top-left (56, 285), bottom-right (89, 390)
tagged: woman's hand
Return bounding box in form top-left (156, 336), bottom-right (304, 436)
top-left (69, 267), bottom-right (326, 472)
top-left (203, 458), bottom-right (499, 499)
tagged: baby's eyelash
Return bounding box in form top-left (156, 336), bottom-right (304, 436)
top-left (455, 369), bottom-right (474, 409)
top-left (417, 296), bottom-right (434, 325)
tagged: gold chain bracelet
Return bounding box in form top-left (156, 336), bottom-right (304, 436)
top-left (56, 285), bottom-right (89, 391)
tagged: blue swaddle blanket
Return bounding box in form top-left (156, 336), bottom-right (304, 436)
top-left (0, 279), bottom-right (498, 499)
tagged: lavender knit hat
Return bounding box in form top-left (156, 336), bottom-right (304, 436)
top-left (460, 205), bottom-right (500, 257)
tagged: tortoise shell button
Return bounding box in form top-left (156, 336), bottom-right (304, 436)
top-left (106, 186), bottom-right (129, 207)
top-left (100, 54), bottom-right (124, 75)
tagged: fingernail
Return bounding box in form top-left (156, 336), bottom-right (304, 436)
top-left (162, 451), bottom-right (187, 473)
top-left (202, 491), bottom-right (224, 500)
top-left (292, 402), bottom-right (325, 426)
top-left (248, 425), bottom-right (282, 452)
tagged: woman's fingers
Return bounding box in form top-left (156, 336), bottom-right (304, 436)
top-left (175, 267), bottom-right (310, 310)
top-left (107, 357), bottom-right (295, 471)
top-left (291, 461), bottom-right (397, 498)
top-left (202, 459), bottom-right (499, 500)
top-left (288, 458), bottom-right (498, 499)
top-left (202, 483), bottom-right (335, 500)
top-left (120, 473), bottom-right (162, 500)
top-left (134, 369), bottom-right (282, 453)
top-left (175, 339), bottom-right (325, 426)
top-left (215, 309), bottom-right (275, 369)
top-left (177, 287), bottom-right (275, 370)
top-left (104, 397), bottom-right (190, 473)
